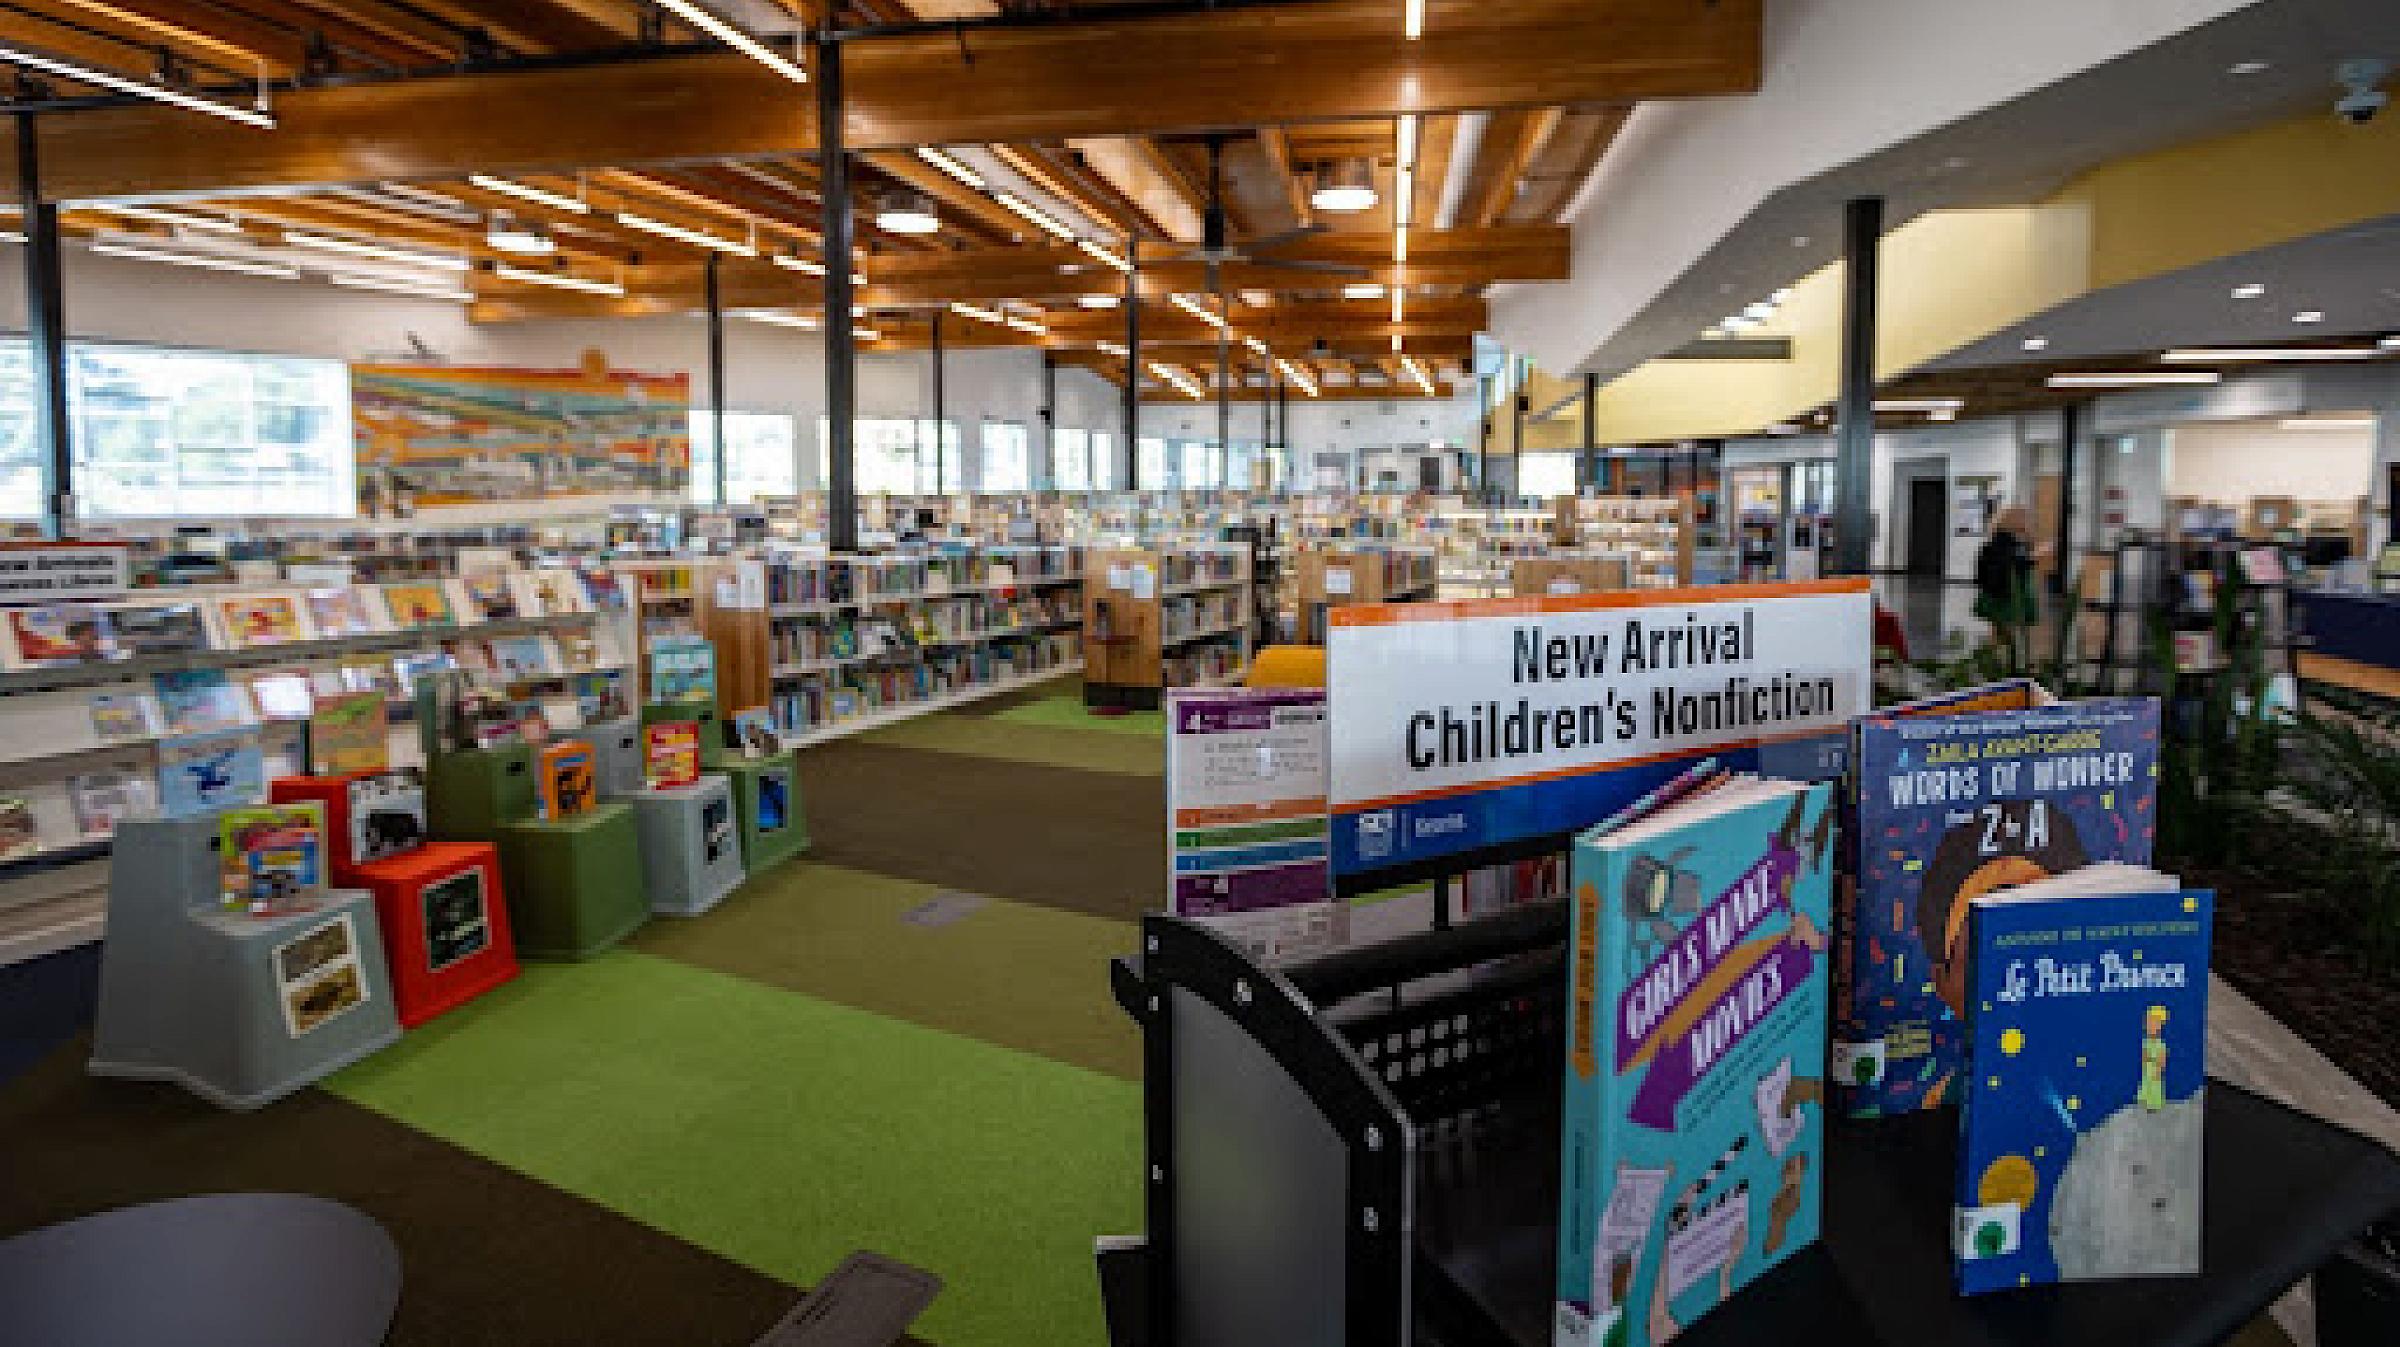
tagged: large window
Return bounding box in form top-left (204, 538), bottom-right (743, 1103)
top-left (1138, 436), bottom-right (1168, 491)
top-left (1177, 440), bottom-right (1220, 491)
top-left (1054, 429), bottom-right (1090, 491)
top-left (1519, 451), bottom-right (1579, 500)
top-left (979, 421), bottom-right (1030, 492)
top-left (0, 341), bottom-right (354, 520)
top-left (1089, 432), bottom-right (1116, 491)
top-left (687, 409), bottom-right (799, 505)
top-left (818, 418), bottom-right (960, 495)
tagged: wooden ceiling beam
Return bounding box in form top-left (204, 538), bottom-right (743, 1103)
top-left (23, 0), bottom-right (310, 77)
top-left (1505, 107), bottom-right (1627, 224)
top-left (988, 143), bottom-right (1134, 239)
top-left (26, 0), bottom-right (1758, 202)
top-left (276, 0), bottom-right (461, 63)
top-left (1453, 107), bottom-right (1557, 230)
top-left (1255, 127), bottom-right (1315, 233)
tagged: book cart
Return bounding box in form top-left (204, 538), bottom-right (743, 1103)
top-left (1105, 700), bottom-right (2400, 1347)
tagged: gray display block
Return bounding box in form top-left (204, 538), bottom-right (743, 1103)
top-left (627, 775), bottom-right (745, 917)
top-left (89, 810), bottom-right (400, 1111)
top-left (587, 716), bottom-right (647, 800)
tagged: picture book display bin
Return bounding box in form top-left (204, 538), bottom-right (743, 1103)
top-left (492, 803), bottom-right (647, 959)
top-left (424, 743), bottom-right (536, 843)
top-left (586, 715), bottom-right (646, 798)
top-left (351, 841), bottom-right (518, 1029)
top-left (88, 809), bottom-right (400, 1111)
top-left (270, 771), bottom-right (427, 886)
top-left (626, 775), bottom-right (745, 917)
top-left (720, 750), bottom-right (808, 872)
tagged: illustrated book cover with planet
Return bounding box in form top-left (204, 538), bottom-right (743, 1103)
top-left (1953, 863), bottom-right (2211, 1293)
top-left (1835, 696), bottom-right (2160, 1118)
top-left (1554, 777), bottom-right (1835, 1347)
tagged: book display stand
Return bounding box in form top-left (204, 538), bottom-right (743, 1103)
top-left (625, 774), bottom-right (745, 917)
top-left (586, 715), bottom-right (647, 798)
top-left (720, 749), bottom-right (809, 872)
top-left (426, 742), bottom-right (646, 961)
top-left (88, 809), bottom-right (400, 1110)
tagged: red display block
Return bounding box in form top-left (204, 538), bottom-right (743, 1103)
top-left (271, 771), bottom-right (429, 885)
top-left (354, 842), bottom-right (518, 1029)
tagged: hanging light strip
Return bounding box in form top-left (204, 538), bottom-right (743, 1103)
top-left (1148, 361), bottom-right (1206, 399)
top-left (285, 230), bottom-right (471, 272)
top-left (735, 309), bottom-right (820, 329)
top-left (949, 301), bottom-right (1007, 326)
top-left (0, 39), bottom-right (273, 127)
top-left (90, 241), bottom-right (297, 278)
top-left (654, 0), bottom-right (808, 85)
top-left (994, 191), bottom-right (1077, 241)
top-left (1403, 0), bottom-right (1425, 41)
top-left (330, 274), bottom-right (473, 303)
top-left (1077, 239), bottom-right (1134, 273)
top-left (1242, 336), bottom-right (1270, 357)
top-left (105, 204), bottom-right (241, 235)
top-left (771, 253), bottom-right (869, 284)
top-left (468, 174), bottom-right (590, 214)
top-left (1171, 294), bottom-right (1228, 330)
top-left (917, 148), bottom-right (985, 190)
top-left (493, 263), bottom-right (625, 297)
top-left (1273, 357), bottom-right (1320, 397)
top-left (1401, 355), bottom-right (1436, 396)
top-left (616, 211), bottom-right (756, 257)
top-left (1097, 339), bottom-right (1130, 358)
top-left (1001, 310), bottom-right (1049, 336)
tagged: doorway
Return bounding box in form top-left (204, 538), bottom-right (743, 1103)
top-left (1905, 475), bottom-right (1947, 577)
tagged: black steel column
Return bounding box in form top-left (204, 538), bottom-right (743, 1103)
top-left (19, 115), bottom-right (69, 539)
top-left (1040, 350), bottom-right (1056, 491)
top-left (2053, 401), bottom-right (2081, 596)
top-left (817, 38), bottom-right (857, 551)
top-left (1833, 196), bottom-right (1883, 575)
top-left (930, 310), bottom-right (946, 494)
top-left (1580, 372), bottom-right (1598, 493)
top-left (1214, 324), bottom-right (1230, 493)
top-left (1122, 239), bottom-right (1140, 490)
top-left (1509, 358), bottom-right (1526, 502)
top-left (1260, 360), bottom-right (1273, 492)
top-left (704, 252), bottom-right (726, 506)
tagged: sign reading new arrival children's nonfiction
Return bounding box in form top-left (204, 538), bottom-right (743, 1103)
top-left (1165, 687), bottom-right (1339, 962)
top-left (1325, 580), bottom-right (1874, 877)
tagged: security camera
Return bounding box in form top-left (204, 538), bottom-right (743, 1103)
top-left (2336, 58), bottom-right (2390, 125)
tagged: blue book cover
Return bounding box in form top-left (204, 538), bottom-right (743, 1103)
top-left (1555, 780), bottom-right (1836, 1347)
top-left (1954, 876), bottom-right (2211, 1293)
top-left (1836, 697), bottom-right (2160, 1117)
top-left (157, 728), bottom-right (266, 817)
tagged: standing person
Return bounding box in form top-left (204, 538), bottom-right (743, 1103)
top-left (1973, 505), bottom-right (2042, 668)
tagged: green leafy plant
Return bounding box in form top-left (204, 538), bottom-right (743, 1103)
top-left (2282, 697), bottom-right (2400, 972)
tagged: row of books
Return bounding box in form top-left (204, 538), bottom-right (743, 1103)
top-left (0, 568), bottom-right (602, 672)
top-left (1555, 688), bottom-right (2200, 1347)
top-left (763, 548), bottom-right (1087, 608)
top-left (1160, 548), bottom-right (1244, 588)
top-left (1162, 641), bottom-right (1243, 686)
top-left (1161, 592), bottom-right (1244, 643)
top-left (770, 634), bottom-right (1078, 735)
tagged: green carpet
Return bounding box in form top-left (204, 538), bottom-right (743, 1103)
top-left (994, 692), bottom-right (1166, 739)
top-left (858, 712), bottom-right (1162, 775)
top-left (332, 950), bottom-right (1141, 1347)
top-left (637, 861), bottom-right (1142, 1079)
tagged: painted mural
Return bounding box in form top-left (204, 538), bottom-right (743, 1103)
top-left (350, 353), bottom-right (689, 513)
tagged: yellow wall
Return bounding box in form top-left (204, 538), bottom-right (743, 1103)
top-left (1533, 106), bottom-right (2400, 446)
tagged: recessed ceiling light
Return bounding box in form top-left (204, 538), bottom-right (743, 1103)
top-left (874, 191), bottom-right (940, 236)
top-left (1770, 288), bottom-right (1793, 304)
top-left (2021, 336), bottom-right (2050, 352)
top-left (2231, 282), bottom-right (2266, 299)
top-left (1741, 301), bottom-right (1775, 321)
top-left (1310, 160), bottom-right (1379, 214)
top-left (1929, 408), bottom-right (1958, 422)
top-left (1077, 293), bottom-right (1120, 309)
top-left (1942, 156), bottom-right (1971, 172)
top-left (2293, 310), bottom-right (2326, 324)
top-left (2229, 60), bottom-right (2271, 76)
top-left (1792, 235), bottom-right (1810, 248)
top-left (485, 213), bottom-right (555, 257)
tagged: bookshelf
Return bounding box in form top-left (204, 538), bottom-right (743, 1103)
top-left (701, 544), bottom-right (1086, 742)
top-left (1293, 544), bottom-right (1438, 642)
top-left (1082, 541), bottom-right (1253, 705)
top-left (1553, 494), bottom-right (1696, 588)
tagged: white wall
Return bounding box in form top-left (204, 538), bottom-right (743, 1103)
top-left (2165, 421), bottom-right (2376, 503)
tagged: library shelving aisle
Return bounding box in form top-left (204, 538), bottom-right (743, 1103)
top-left (1081, 541), bottom-right (1253, 708)
top-left (1554, 494), bottom-right (1698, 587)
top-left (701, 544), bottom-right (1086, 745)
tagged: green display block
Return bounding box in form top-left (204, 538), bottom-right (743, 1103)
top-left (644, 700), bottom-right (726, 771)
top-left (493, 803), bottom-right (649, 960)
top-left (722, 752), bottom-right (809, 872)
top-left (427, 743), bottom-right (538, 842)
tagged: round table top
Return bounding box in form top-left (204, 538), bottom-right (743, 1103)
top-left (0, 1192), bottom-right (400, 1347)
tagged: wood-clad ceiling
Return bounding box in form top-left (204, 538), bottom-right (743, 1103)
top-left (0, 0), bottom-right (1764, 400)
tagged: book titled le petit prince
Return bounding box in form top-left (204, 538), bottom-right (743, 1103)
top-left (1555, 776), bottom-right (1836, 1347)
top-left (1954, 864), bottom-right (2211, 1294)
top-left (1835, 695), bottom-right (2160, 1117)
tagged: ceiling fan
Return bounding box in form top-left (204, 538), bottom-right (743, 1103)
top-left (1151, 135), bottom-right (1369, 282)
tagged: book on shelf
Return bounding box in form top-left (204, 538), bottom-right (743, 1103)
top-left (153, 668), bottom-right (254, 736)
top-left (538, 740), bottom-right (599, 820)
top-left (1836, 695), bottom-right (2159, 1117)
top-left (305, 586), bottom-right (387, 639)
top-left (308, 690), bottom-right (391, 777)
top-left (158, 728), bottom-right (267, 817)
top-left (458, 570), bottom-right (520, 623)
top-left (106, 601), bottom-right (210, 658)
top-left (0, 793), bottom-right (41, 861)
top-left (484, 634), bottom-right (559, 682)
top-left (519, 568), bottom-right (592, 616)
top-left (382, 581), bottom-right (455, 629)
top-left (6, 604), bottom-right (122, 667)
top-left (2237, 546), bottom-right (2286, 587)
top-left (213, 593), bottom-right (312, 649)
top-left (217, 802), bottom-right (326, 915)
top-left (1953, 863), bottom-right (2210, 1294)
top-left (246, 668), bottom-right (317, 722)
top-left (643, 720), bottom-right (702, 789)
top-left (69, 769), bottom-right (156, 840)
top-left (2171, 630), bottom-right (2218, 673)
top-left (348, 771), bottom-right (425, 866)
top-left (729, 707), bottom-right (781, 759)
top-left (86, 689), bottom-right (163, 743)
top-left (1555, 775), bottom-right (1836, 1347)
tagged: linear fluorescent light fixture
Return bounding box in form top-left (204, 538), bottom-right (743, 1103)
top-left (468, 174), bottom-right (589, 214)
top-left (1404, 0), bottom-right (1425, 40)
top-left (616, 211), bottom-right (755, 256)
top-left (1077, 239), bottom-right (1133, 273)
top-left (654, 0), bottom-right (808, 84)
top-left (1077, 293), bottom-right (1120, 310)
top-left (105, 204), bottom-right (241, 235)
top-left (329, 274), bottom-right (473, 303)
top-left (90, 241), bottom-right (297, 279)
top-left (1097, 339), bottom-right (1130, 358)
top-left (994, 191), bottom-right (1076, 241)
top-left (1393, 225), bottom-right (1409, 264)
top-left (2279, 417), bottom-right (2375, 430)
top-left (1149, 361), bottom-right (1206, 400)
top-left (855, 325), bottom-right (882, 342)
top-left (1275, 357), bottom-right (1320, 397)
top-left (2045, 371), bottom-right (2222, 388)
top-left (772, 254), bottom-right (825, 276)
top-left (2383, 334), bottom-right (2400, 350)
top-left (735, 309), bottom-right (819, 329)
top-left (285, 230), bottom-right (471, 272)
top-left (1396, 114), bottom-right (1419, 170)
top-left (1403, 356), bottom-right (1436, 396)
top-left (2158, 346), bottom-right (2381, 363)
top-left (493, 263), bottom-right (624, 297)
top-left (917, 147), bottom-right (984, 190)
top-left (1242, 335), bottom-right (1270, 356)
top-left (949, 301), bottom-right (1006, 326)
top-left (0, 231), bottom-right (24, 245)
top-left (1171, 294), bottom-right (1227, 329)
top-left (1871, 397), bottom-right (1964, 412)
top-left (0, 39), bottom-right (273, 127)
top-left (1002, 311), bottom-right (1048, 336)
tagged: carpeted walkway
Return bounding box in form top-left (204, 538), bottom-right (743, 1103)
top-left (0, 674), bottom-right (1156, 1347)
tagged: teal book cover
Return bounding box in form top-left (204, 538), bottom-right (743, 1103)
top-left (1954, 884), bottom-right (2211, 1294)
top-left (1554, 781), bottom-right (1835, 1347)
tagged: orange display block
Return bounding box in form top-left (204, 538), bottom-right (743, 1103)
top-left (354, 842), bottom-right (518, 1029)
top-left (272, 771), bottom-right (429, 886)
